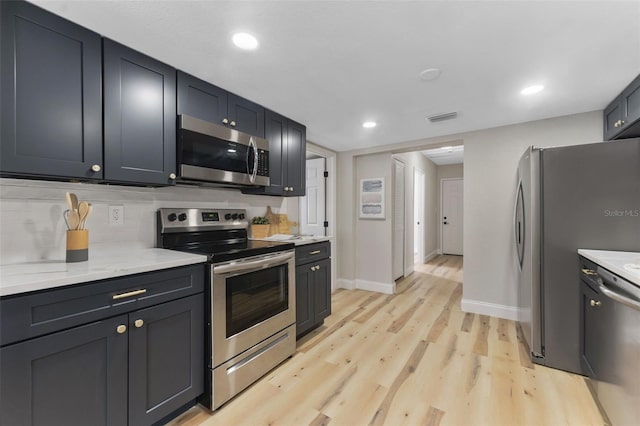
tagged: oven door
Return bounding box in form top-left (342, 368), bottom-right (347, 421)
top-left (211, 250), bottom-right (295, 367)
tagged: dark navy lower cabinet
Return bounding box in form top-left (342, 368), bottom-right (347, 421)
top-left (0, 265), bottom-right (205, 426)
top-left (0, 315), bottom-right (129, 426)
top-left (129, 294), bottom-right (204, 426)
top-left (0, 0), bottom-right (103, 180)
top-left (295, 242), bottom-right (331, 338)
top-left (103, 39), bottom-right (177, 185)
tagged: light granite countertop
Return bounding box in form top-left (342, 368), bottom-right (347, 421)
top-left (0, 245), bottom-right (207, 297)
top-left (578, 249), bottom-right (640, 286)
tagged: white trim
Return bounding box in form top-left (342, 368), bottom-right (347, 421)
top-left (355, 279), bottom-right (395, 294)
top-left (423, 250), bottom-right (438, 263)
top-left (440, 177), bottom-right (464, 255)
top-left (460, 298), bottom-right (519, 321)
top-left (336, 278), bottom-right (355, 290)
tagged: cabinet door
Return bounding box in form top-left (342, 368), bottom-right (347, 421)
top-left (313, 258), bottom-right (332, 322)
top-left (0, 1), bottom-right (102, 179)
top-left (621, 74), bottom-right (640, 128)
top-left (103, 39), bottom-right (177, 185)
top-left (603, 96), bottom-right (622, 141)
top-left (295, 265), bottom-right (314, 338)
top-left (129, 294), bottom-right (204, 426)
top-left (286, 120), bottom-right (307, 196)
top-left (177, 71), bottom-right (228, 126)
top-left (228, 94), bottom-right (265, 138)
top-left (0, 316), bottom-right (128, 426)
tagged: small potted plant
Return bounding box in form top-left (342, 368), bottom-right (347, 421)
top-left (251, 216), bottom-right (270, 239)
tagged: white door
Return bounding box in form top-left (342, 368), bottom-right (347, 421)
top-left (300, 157), bottom-right (326, 236)
top-left (442, 178), bottom-right (463, 255)
top-left (414, 169), bottom-right (425, 264)
top-left (393, 160), bottom-right (405, 280)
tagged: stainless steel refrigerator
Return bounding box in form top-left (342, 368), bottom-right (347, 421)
top-left (515, 138), bottom-right (640, 374)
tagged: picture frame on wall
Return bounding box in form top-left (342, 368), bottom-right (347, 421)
top-left (359, 177), bottom-right (385, 219)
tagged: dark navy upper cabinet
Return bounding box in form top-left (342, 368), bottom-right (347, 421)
top-left (177, 71), bottom-right (264, 137)
top-left (0, 0), bottom-right (103, 180)
top-left (604, 73), bottom-right (640, 140)
top-left (243, 109), bottom-right (306, 197)
top-left (177, 71), bottom-right (228, 125)
top-left (103, 39), bottom-right (177, 185)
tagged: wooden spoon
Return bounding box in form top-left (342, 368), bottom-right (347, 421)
top-left (67, 210), bottom-right (80, 230)
top-left (77, 202), bottom-right (90, 230)
top-left (69, 193), bottom-right (79, 212)
top-left (65, 192), bottom-right (74, 212)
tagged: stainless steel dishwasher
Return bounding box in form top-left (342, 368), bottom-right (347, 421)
top-left (580, 258), bottom-right (640, 426)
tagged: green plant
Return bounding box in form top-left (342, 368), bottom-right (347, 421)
top-left (251, 216), bottom-right (270, 225)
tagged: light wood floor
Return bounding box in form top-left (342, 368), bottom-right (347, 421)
top-left (168, 255), bottom-right (605, 426)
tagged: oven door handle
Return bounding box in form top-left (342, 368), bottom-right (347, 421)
top-left (214, 252), bottom-right (293, 275)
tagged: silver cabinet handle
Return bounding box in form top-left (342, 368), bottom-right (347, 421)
top-left (230, 121), bottom-right (236, 127)
top-left (91, 164), bottom-right (101, 172)
top-left (309, 250), bottom-right (321, 255)
top-left (169, 173), bottom-right (177, 180)
top-left (117, 325), bottom-right (127, 334)
top-left (134, 319), bottom-right (144, 328)
top-left (113, 289), bottom-right (147, 300)
top-left (222, 118), bottom-right (229, 124)
top-left (589, 299), bottom-right (601, 307)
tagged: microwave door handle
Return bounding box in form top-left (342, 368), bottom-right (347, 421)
top-left (247, 139), bottom-right (258, 184)
top-left (214, 252), bottom-right (293, 275)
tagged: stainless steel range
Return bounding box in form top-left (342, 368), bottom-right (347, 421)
top-left (157, 208), bottom-right (296, 411)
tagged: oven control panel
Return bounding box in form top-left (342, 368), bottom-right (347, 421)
top-left (158, 208), bottom-right (248, 232)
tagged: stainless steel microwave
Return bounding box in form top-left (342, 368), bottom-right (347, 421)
top-left (177, 114), bottom-right (270, 187)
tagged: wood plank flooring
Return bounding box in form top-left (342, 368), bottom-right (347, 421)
top-left (167, 255), bottom-right (605, 426)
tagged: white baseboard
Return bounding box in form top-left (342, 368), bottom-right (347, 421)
top-left (461, 298), bottom-right (519, 321)
top-left (423, 250), bottom-right (438, 262)
top-left (356, 279), bottom-right (395, 294)
top-left (336, 278), bottom-right (355, 290)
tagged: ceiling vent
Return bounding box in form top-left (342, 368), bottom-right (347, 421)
top-left (427, 112), bottom-right (458, 123)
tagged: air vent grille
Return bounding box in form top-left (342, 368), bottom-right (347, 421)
top-left (427, 112), bottom-right (458, 122)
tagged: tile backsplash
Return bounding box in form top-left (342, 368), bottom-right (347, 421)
top-left (0, 178), bottom-right (292, 264)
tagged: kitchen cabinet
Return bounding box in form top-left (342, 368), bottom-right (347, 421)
top-left (103, 39), bottom-right (177, 185)
top-left (243, 110), bottom-right (307, 197)
top-left (295, 242), bottom-right (331, 338)
top-left (603, 73), bottom-right (640, 140)
top-left (0, 265), bottom-right (204, 426)
top-left (177, 71), bottom-right (265, 137)
top-left (0, 0), bottom-right (103, 180)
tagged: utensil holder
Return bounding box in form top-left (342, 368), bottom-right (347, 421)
top-left (66, 230), bottom-right (88, 262)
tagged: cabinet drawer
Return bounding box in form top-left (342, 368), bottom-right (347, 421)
top-left (295, 241), bottom-right (330, 266)
top-left (1, 264), bottom-right (204, 346)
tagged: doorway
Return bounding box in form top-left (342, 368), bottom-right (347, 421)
top-left (392, 160), bottom-right (405, 281)
top-left (414, 168), bottom-right (425, 264)
top-left (300, 157), bottom-right (326, 236)
top-left (441, 178), bottom-right (463, 255)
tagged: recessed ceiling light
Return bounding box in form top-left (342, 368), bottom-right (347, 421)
top-left (419, 68), bottom-right (441, 81)
top-left (232, 32), bottom-right (258, 50)
top-left (362, 121), bottom-right (377, 129)
top-left (521, 84), bottom-right (544, 95)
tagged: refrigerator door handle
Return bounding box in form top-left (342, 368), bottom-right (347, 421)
top-left (513, 180), bottom-right (523, 271)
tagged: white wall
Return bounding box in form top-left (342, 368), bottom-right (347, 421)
top-left (336, 111), bottom-right (603, 316)
top-left (0, 178), bottom-right (287, 264)
top-left (436, 164), bottom-right (464, 252)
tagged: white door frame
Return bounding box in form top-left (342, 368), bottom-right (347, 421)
top-left (440, 177), bottom-right (463, 255)
top-left (300, 144), bottom-right (337, 291)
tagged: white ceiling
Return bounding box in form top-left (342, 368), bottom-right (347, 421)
top-left (422, 145), bottom-right (464, 166)
top-left (34, 1), bottom-right (640, 152)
